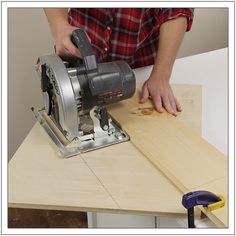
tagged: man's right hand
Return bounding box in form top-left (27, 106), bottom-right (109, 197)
top-left (44, 8), bottom-right (81, 61)
top-left (53, 24), bottom-right (81, 61)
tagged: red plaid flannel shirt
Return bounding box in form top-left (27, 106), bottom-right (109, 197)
top-left (68, 8), bottom-right (194, 68)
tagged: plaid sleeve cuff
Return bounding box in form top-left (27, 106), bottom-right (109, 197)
top-left (156, 8), bottom-right (194, 31)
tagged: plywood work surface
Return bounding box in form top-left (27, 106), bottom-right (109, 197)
top-left (108, 89), bottom-right (227, 227)
top-left (9, 84), bottom-right (202, 218)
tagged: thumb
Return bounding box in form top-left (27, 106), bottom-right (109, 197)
top-left (140, 82), bottom-right (149, 103)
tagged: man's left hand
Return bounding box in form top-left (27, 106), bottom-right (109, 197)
top-left (140, 74), bottom-right (182, 116)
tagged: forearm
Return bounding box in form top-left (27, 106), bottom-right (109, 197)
top-left (141, 16), bottom-right (187, 115)
top-left (44, 8), bottom-right (69, 37)
top-left (151, 17), bottom-right (187, 79)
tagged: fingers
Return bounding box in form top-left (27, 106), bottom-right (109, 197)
top-left (64, 38), bottom-right (81, 57)
top-left (152, 94), bottom-right (164, 113)
top-left (174, 96), bottom-right (182, 112)
top-left (56, 38), bottom-right (81, 59)
top-left (169, 94), bottom-right (179, 116)
top-left (140, 82), bottom-right (149, 103)
top-left (152, 94), bottom-right (180, 116)
top-left (54, 25), bottom-right (83, 61)
top-left (141, 79), bottom-right (182, 116)
top-left (163, 95), bottom-right (177, 116)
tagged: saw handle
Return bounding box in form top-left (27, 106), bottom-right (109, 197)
top-left (71, 29), bottom-right (98, 72)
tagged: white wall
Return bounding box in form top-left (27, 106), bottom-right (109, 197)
top-left (8, 9), bottom-right (54, 159)
top-left (178, 8), bottom-right (228, 58)
top-left (8, 8), bottom-right (228, 159)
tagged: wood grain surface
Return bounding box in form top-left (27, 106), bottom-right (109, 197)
top-left (108, 87), bottom-right (227, 227)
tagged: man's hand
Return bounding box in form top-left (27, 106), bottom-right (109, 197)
top-left (44, 8), bottom-right (81, 61)
top-left (53, 24), bottom-right (81, 60)
top-left (140, 73), bottom-right (181, 117)
top-left (140, 16), bottom-right (187, 116)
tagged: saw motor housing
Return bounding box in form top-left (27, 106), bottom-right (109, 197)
top-left (35, 29), bottom-right (136, 157)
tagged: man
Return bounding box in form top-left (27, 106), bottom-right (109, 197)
top-left (44, 8), bottom-right (194, 116)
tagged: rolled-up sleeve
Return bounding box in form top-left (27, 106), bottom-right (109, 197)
top-left (155, 8), bottom-right (194, 31)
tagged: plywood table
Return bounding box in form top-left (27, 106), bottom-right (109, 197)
top-left (9, 84), bottom-right (200, 216)
top-left (9, 49), bottom-right (227, 228)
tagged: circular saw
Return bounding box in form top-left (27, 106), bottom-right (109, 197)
top-left (33, 29), bottom-right (136, 157)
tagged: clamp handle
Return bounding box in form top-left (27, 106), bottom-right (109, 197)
top-left (71, 28), bottom-right (98, 72)
top-left (182, 191), bottom-right (224, 228)
top-left (182, 191), bottom-right (221, 209)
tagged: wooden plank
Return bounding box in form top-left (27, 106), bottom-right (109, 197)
top-left (108, 89), bottom-right (227, 227)
top-left (171, 84), bottom-right (202, 134)
top-left (8, 84), bottom-right (203, 218)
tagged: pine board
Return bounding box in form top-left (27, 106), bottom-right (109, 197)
top-left (108, 88), bottom-right (227, 227)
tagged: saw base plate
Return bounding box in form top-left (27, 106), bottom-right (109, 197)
top-left (32, 108), bottom-right (130, 158)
